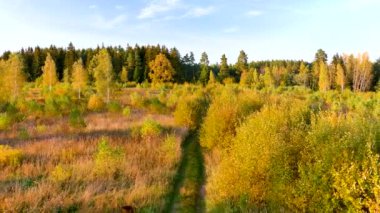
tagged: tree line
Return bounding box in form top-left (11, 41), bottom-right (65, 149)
top-left (0, 43), bottom-right (379, 92)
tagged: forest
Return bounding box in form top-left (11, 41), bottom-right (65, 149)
top-left (0, 44), bottom-right (380, 212)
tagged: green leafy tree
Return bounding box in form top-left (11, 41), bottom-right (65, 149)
top-left (72, 58), bottom-right (88, 99)
top-left (148, 53), bottom-right (175, 83)
top-left (263, 66), bottom-right (275, 88)
top-left (42, 53), bottom-right (58, 91)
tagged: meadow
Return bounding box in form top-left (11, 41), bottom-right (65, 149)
top-left (1, 82), bottom-right (379, 212)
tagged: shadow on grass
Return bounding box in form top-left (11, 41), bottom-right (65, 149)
top-left (164, 130), bottom-right (206, 213)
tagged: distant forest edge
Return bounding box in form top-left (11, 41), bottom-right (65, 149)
top-left (0, 43), bottom-right (379, 92)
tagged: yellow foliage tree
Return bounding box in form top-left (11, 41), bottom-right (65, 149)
top-left (335, 63), bottom-right (345, 92)
top-left (120, 66), bottom-right (128, 83)
top-left (318, 61), bottom-right (330, 91)
top-left (93, 49), bottom-right (113, 103)
top-left (72, 58), bottom-right (88, 99)
top-left (148, 53), bottom-right (175, 84)
top-left (3, 54), bottom-right (25, 101)
top-left (42, 53), bottom-right (58, 91)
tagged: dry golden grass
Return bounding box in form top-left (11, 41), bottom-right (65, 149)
top-left (0, 96), bottom-right (187, 212)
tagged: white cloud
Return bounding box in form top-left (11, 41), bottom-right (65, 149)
top-left (185, 6), bottom-right (215, 17)
top-left (138, 0), bottom-right (180, 19)
top-left (91, 14), bottom-right (127, 30)
top-left (246, 10), bottom-right (263, 17)
top-left (223, 27), bottom-right (239, 33)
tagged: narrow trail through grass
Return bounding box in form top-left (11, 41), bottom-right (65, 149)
top-left (164, 131), bottom-right (205, 212)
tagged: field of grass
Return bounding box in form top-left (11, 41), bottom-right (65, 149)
top-left (1, 83), bottom-right (380, 212)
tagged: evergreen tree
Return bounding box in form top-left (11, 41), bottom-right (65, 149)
top-left (199, 52), bottom-right (210, 85)
top-left (236, 50), bottom-right (248, 76)
top-left (148, 53), bottom-right (175, 83)
top-left (93, 49), bottom-right (113, 102)
top-left (32, 46), bottom-right (43, 80)
top-left (64, 42), bottom-right (76, 81)
top-left (42, 53), bottom-right (58, 91)
top-left (126, 50), bottom-right (135, 81)
top-left (219, 54), bottom-right (229, 80)
top-left (169, 48), bottom-right (181, 82)
top-left (315, 49), bottom-right (328, 63)
top-left (72, 58), bottom-right (88, 99)
top-left (133, 49), bottom-right (143, 83)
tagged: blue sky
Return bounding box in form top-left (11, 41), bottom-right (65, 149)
top-left (0, 0), bottom-right (379, 63)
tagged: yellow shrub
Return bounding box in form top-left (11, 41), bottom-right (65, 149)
top-left (94, 138), bottom-right (124, 177)
top-left (174, 92), bottom-right (209, 129)
top-left (50, 164), bottom-right (72, 182)
top-left (0, 145), bottom-right (23, 167)
top-left (140, 119), bottom-right (163, 138)
top-left (87, 95), bottom-right (105, 111)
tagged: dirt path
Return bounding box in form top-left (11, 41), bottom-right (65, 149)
top-left (164, 131), bottom-right (206, 212)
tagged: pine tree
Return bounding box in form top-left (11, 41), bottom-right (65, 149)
top-left (199, 52), bottom-right (210, 85)
top-left (318, 61), bottom-right (330, 91)
top-left (236, 50), bottom-right (248, 76)
top-left (72, 58), bottom-right (88, 99)
top-left (133, 50), bottom-right (143, 83)
top-left (336, 63), bottom-right (345, 92)
top-left (3, 54), bottom-right (25, 101)
top-left (42, 53), bottom-right (58, 91)
top-left (148, 53), bottom-right (175, 83)
top-left (126, 50), bottom-right (135, 81)
top-left (64, 42), bottom-right (76, 80)
top-left (93, 49), bottom-right (113, 102)
top-left (219, 54), bottom-right (229, 80)
top-left (169, 48), bottom-right (181, 82)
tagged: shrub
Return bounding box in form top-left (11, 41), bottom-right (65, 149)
top-left (0, 145), bottom-right (23, 167)
top-left (174, 93), bottom-right (209, 129)
top-left (94, 138), bottom-right (124, 177)
top-left (129, 92), bottom-right (145, 107)
top-left (87, 95), bottom-right (105, 111)
top-left (122, 106), bottom-right (131, 117)
top-left (18, 127), bottom-right (30, 140)
top-left (200, 89), bottom-right (263, 149)
top-left (69, 108), bottom-right (86, 128)
top-left (50, 164), bottom-right (72, 183)
top-left (0, 113), bottom-right (12, 130)
top-left (107, 101), bottom-right (122, 113)
top-left (140, 119), bottom-right (163, 138)
top-left (161, 134), bottom-right (179, 162)
top-left (146, 97), bottom-right (167, 114)
top-left (206, 103), bottom-right (310, 210)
